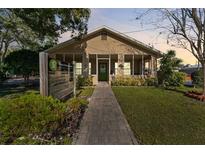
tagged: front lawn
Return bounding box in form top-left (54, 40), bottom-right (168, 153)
top-left (112, 87), bottom-right (205, 144)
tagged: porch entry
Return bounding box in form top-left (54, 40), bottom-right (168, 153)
top-left (98, 62), bottom-right (109, 81)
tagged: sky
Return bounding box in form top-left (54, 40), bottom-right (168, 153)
top-left (59, 8), bottom-right (197, 65)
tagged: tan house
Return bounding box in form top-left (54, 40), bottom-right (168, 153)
top-left (40, 26), bottom-right (162, 98)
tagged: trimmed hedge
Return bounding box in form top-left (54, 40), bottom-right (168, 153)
top-left (77, 75), bottom-right (93, 88)
top-left (111, 76), bottom-right (158, 86)
top-left (0, 93), bottom-right (88, 144)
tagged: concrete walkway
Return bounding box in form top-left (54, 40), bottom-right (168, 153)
top-left (74, 82), bottom-right (137, 145)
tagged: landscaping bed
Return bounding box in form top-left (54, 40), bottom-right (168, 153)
top-left (0, 87), bottom-right (93, 145)
top-left (165, 86), bottom-right (205, 102)
top-left (112, 87), bottom-right (205, 144)
top-left (185, 91), bottom-right (205, 102)
top-left (111, 76), bottom-right (157, 86)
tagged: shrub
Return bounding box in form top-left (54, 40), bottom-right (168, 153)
top-left (111, 76), bottom-right (157, 86)
top-left (77, 75), bottom-right (93, 88)
top-left (165, 72), bottom-right (186, 87)
top-left (0, 62), bottom-right (7, 82)
top-left (145, 77), bottom-right (158, 86)
top-left (191, 69), bottom-right (203, 86)
top-left (0, 93), bottom-right (88, 144)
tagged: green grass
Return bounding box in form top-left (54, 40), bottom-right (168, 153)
top-left (112, 87), bottom-right (205, 144)
top-left (0, 84), bottom-right (39, 99)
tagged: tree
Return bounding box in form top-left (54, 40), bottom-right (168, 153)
top-left (136, 9), bottom-right (205, 95)
top-left (4, 49), bottom-right (39, 84)
top-left (158, 50), bottom-right (183, 86)
top-left (0, 8), bottom-right (90, 62)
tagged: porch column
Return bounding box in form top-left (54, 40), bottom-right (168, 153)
top-left (141, 55), bottom-right (144, 76)
top-left (39, 52), bottom-right (48, 96)
top-left (109, 54), bottom-right (111, 83)
top-left (118, 53), bottom-right (124, 75)
top-left (73, 53), bottom-right (75, 62)
top-left (82, 52), bottom-right (89, 77)
top-left (132, 54), bottom-right (134, 76)
top-left (150, 56), bottom-right (153, 76)
top-left (150, 56), bottom-right (156, 76)
top-left (152, 56), bottom-right (157, 77)
top-left (96, 54), bottom-right (98, 81)
top-left (63, 54), bottom-right (65, 62)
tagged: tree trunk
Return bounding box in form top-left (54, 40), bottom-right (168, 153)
top-left (203, 63), bottom-right (205, 95)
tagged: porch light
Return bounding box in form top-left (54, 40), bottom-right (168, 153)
top-left (118, 64), bottom-right (124, 68)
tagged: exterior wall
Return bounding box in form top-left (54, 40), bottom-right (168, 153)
top-left (85, 34), bottom-right (149, 55)
top-left (46, 31), bottom-right (159, 85)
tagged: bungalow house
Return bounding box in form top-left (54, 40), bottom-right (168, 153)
top-left (39, 26), bottom-right (162, 98)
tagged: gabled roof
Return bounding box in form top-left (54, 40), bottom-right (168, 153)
top-left (45, 26), bottom-right (163, 57)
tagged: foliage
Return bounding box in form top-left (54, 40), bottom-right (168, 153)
top-left (191, 69), bottom-right (203, 87)
top-left (4, 49), bottom-right (39, 82)
top-left (113, 87), bottom-right (205, 144)
top-left (0, 8), bottom-right (90, 62)
top-left (77, 87), bottom-right (94, 99)
top-left (111, 76), bottom-right (157, 86)
top-left (0, 61), bottom-right (7, 81)
top-left (0, 93), bottom-right (88, 144)
top-left (163, 72), bottom-right (186, 87)
top-left (136, 8), bottom-right (205, 94)
top-left (77, 75), bottom-right (93, 88)
top-left (158, 50), bottom-right (183, 87)
top-left (144, 77), bottom-right (158, 86)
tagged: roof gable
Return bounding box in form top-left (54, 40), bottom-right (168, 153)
top-left (45, 26), bottom-right (162, 57)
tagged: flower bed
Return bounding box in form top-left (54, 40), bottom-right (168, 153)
top-left (185, 91), bottom-right (205, 102)
top-left (111, 76), bottom-right (158, 86)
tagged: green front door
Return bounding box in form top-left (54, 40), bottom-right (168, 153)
top-left (98, 63), bottom-right (108, 81)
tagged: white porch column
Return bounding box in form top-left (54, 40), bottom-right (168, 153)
top-left (109, 54), bottom-right (111, 83)
top-left (150, 56), bottom-right (154, 76)
top-left (96, 54), bottom-right (98, 82)
top-left (72, 53), bottom-right (75, 62)
top-left (88, 54), bottom-right (90, 75)
top-left (132, 54), bottom-right (134, 76)
top-left (141, 54), bottom-right (144, 76)
top-left (82, 52), bottom-right (89, 77)
top-left (118, 53), bottom-right (124, 75)
top-left (63, 54), bottom-right (65, 62)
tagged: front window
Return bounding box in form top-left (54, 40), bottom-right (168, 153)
top-left (124, 62), bottom-right (131, 75)
top-left (76, 63), bottom-right (82, 75)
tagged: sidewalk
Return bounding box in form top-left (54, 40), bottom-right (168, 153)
top-left (74, 82), bottom-right (137, 145)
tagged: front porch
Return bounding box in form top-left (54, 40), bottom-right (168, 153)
top-left (52, 53), bottom-right (157, 85)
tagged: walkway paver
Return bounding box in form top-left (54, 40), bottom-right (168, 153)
top-left (74, 82), bottom-right (138, 145)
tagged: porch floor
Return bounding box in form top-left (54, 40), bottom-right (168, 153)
top-left (73, 82), bottom-right (137, 145)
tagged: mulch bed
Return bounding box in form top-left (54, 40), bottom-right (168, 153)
top-left (185, 91), bottom-right (205, 102)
